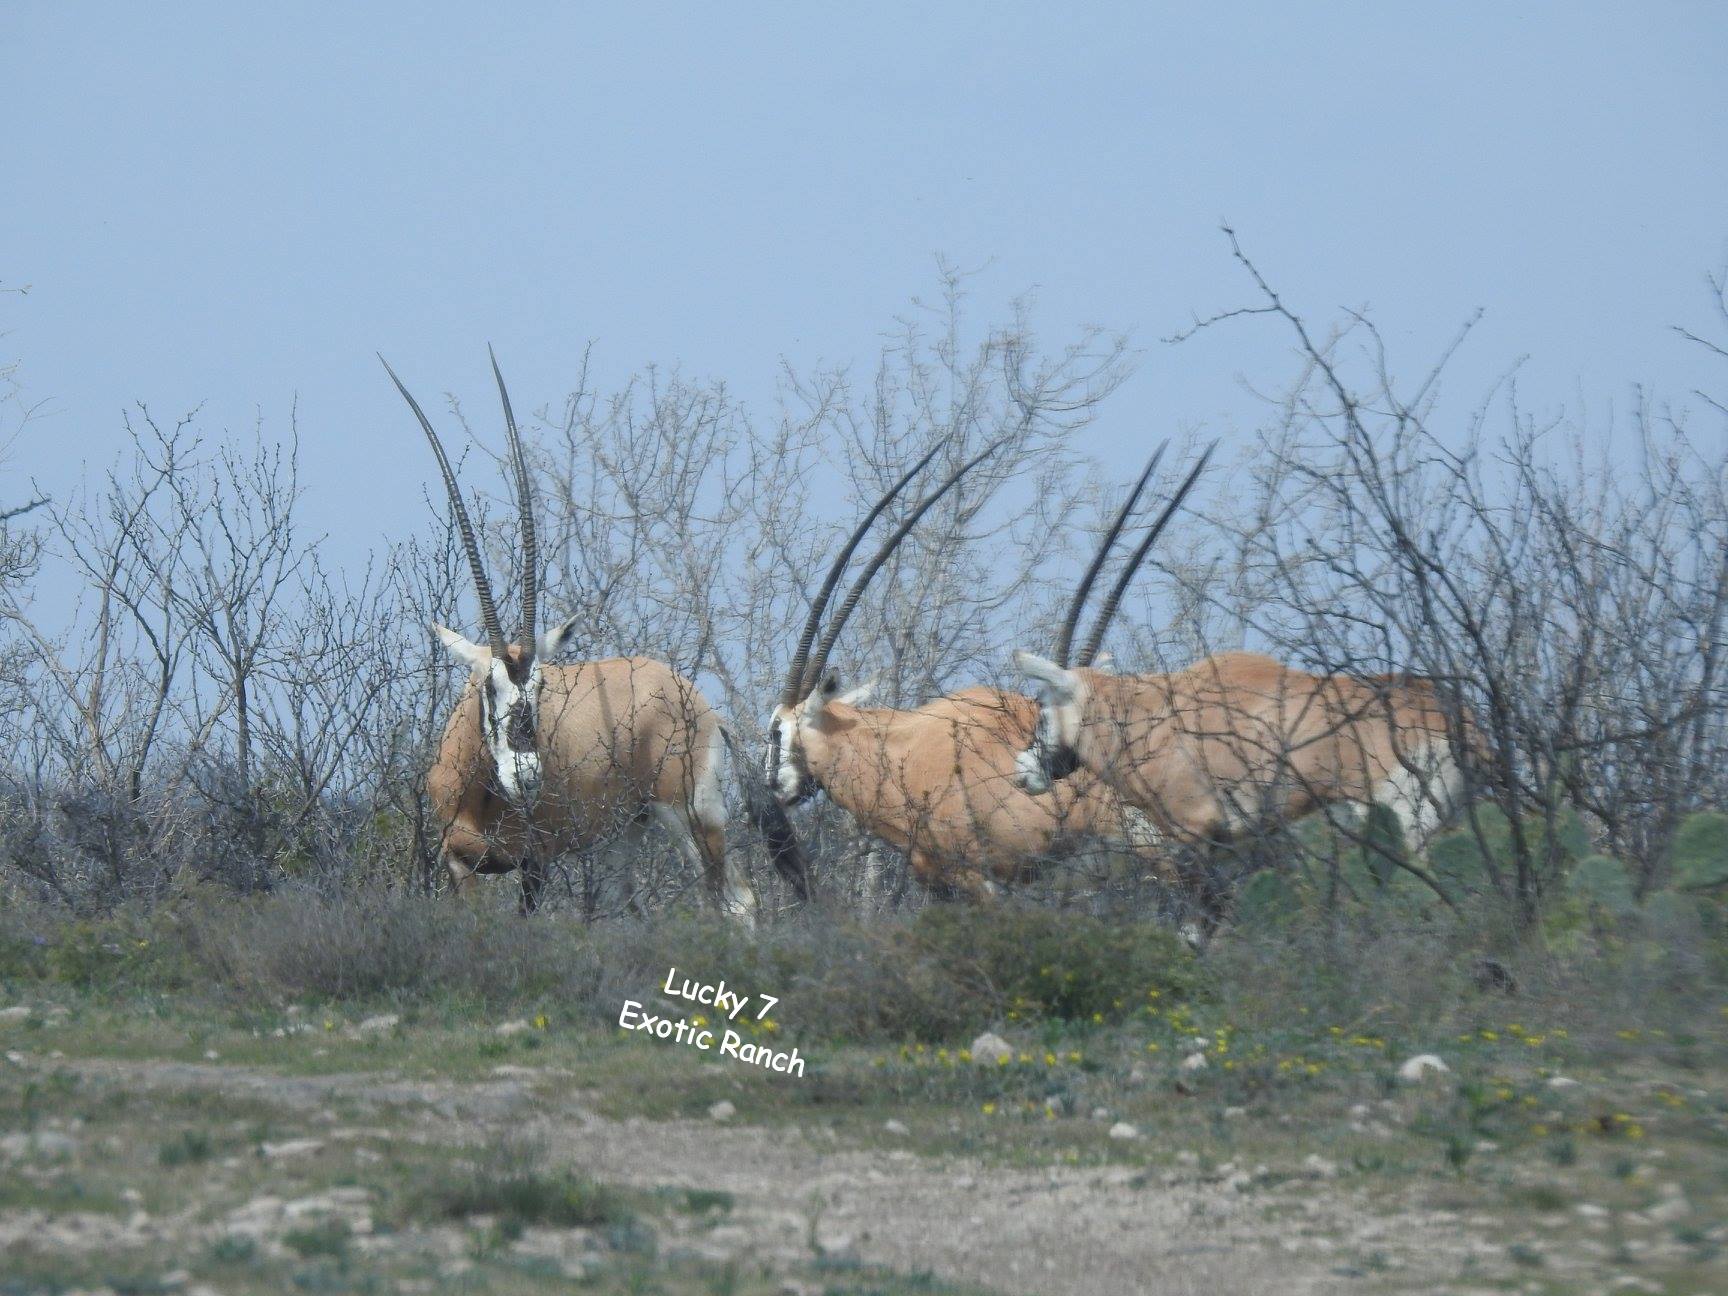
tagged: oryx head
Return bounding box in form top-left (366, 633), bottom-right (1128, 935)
top-left (384, 347), bottom-right (579, 808)
top-left (766, 437), bottom-right (1005, 806)
top-left (1012, 440), bottom-right (1215, 794)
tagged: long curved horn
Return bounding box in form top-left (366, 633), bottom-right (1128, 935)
top-left (1074, 440), bottom-right (1216, 667)
top-left (779, 439), bottom-right (948, 706)
top-left (381, 355), bottom-right (509, 662)
top-left (1054, 443), bottom-right (1167, 666)
top-left (802, 437), bottom-right (1008, 696)
top-left (488, 345), bottom-right (537, 658)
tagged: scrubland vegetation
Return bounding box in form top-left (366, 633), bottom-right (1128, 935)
top-left (2, 249), bottom-right (1727, 1292)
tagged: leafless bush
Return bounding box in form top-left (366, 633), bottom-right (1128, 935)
top-left (1145, 231), bottom-right (1728, 925)
top-left (0, 256), bottom-right (1722, 938)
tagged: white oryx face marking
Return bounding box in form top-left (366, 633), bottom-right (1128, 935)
top-left (435, 624), bottom-right (556, 807)
top-left (1011, 650), bottom-right (1085, 795)
top-left (763, 673), bottom-right (841, 806)
top-left (764, 703), bottom-right (813, 806)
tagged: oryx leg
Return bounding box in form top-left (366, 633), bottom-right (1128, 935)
top-left (909, 849), bottom-right (999, 904)
top-left (650, 802), bottom-right (757, 928)
top-left (518, 853), bottom-right (548, 916)
top-left (1373, 741), bottom-right (1465, 850)
top-left (440, 821), bottom-right (490, 901)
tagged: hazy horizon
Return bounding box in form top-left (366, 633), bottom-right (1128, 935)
top-left (6, 3), bottom-right (1726, 596)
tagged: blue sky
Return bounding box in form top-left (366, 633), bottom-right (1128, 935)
top-left (6, 3), bottom-right (1726, 571)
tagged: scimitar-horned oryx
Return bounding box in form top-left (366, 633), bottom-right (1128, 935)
top-left (1012, 441), bottom-right (1475, 921)
top-left (384, 350), bottom-right (807, 923)
top-left (763, 440), bottom-right (1172, 901)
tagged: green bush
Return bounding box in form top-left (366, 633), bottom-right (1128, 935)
top-left (903, 904), bottom-right (1201, 1026)
top-left (1671, 811), bottom-right (1728, 893)
top-left (1567, 855), bottom-right (1636, 918)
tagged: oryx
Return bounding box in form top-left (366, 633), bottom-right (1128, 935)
top-left (385, 350), bottom-right (806, 923)
top-left (763, 440), bottom-right (1173, 901)
top-left (1012, 442), bottom-right (1473, 920)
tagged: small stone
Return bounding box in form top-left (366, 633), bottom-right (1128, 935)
top-left (260, 1138), bottom-right (324, 1159)
top-left (1223, 1105), bottom-right (1247, 1119)
top-left (357, 1014), bottom-right (400, 1035)
top-left (1091, 1106), bottom-right (1112, 1121)
top-left (0, 1006), bottom-right (30, 1025)
top-left (203, 1050), bottom-right (220, 1061)
top-left (1180, 1051), bottom-right (1208, 1072)
top-left (1574, 1203), bottom-right (1609, 1219)
top-left (495, 1019), bottom-right (531, 1037)
top-left (1108, 1122), bottom-right (1139, 1141)
top-left (882, 1119), bottom-right (909, 1136)
top-left (1545, 1075), bottom-right (1580, 1089)
top-left (707, 1100), bottom-right (736, 1122)
top-left (1647, 1193), bottom-right (1690, 1224)
top-left (1397, 1054), bottom-right (1450, 1082)
top-left (969, 1032), bottom-right (1013, 1066)
top-left (1174, 1150), bottom-right (1200, 1168)
top-left (33, 1130), bottom-right (77, 1157)
top-left (1302, 1153), bottom-right (1339, 1179)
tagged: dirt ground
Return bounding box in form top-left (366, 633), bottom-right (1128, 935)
top-left (35, 1053), bottom-right (1504, 1296)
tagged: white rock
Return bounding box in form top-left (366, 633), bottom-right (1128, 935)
top-left (34, 1130), bottom-right (77, 1157)
top-left (1545, 1075), bottom-right (1580, 1089)
top-left (1180, 1051), bottom-right (1209, 1072)
top-left (1647, 1193), bottom-right (1690, 1224)
top-left (0, 1006), bottom-right (31, 1025)
top-left (357, 1014), bottom-right (400, 1035)
top-left (882, 1119), bottom-right (909, 1136)
top-left (1090, 1106), bottom-right (1112, 1121)
top-left (1574, 1203), bottom-right (1609, 1219)
top-left (1174, 1150), bottom-right (1200, 1168)
top-left (969, 1032), bottom-right (1013, 1066)
top-left (707, 1100), bottom-right (736, 1122)
top-left (495, 1019), bottom-right (531, 1037)
top-left (1223, 1105), bottom-right (1247, 1119)
top-left (1397, 1053), bottom-right (1450, 1082)
top-left (1302, 1153), bottom-right (1339, 1179)
top-left (1108, 1122), bottom-right (1139, 1141)
top-left (259, 1138), bottom-right (324, 1159)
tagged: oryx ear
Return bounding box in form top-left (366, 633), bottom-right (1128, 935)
top-left (836, 675), bottom-right (878, 707)
top-left (434, 624), bottom-right (491, 673)
top-left (1012, 650), bottom-right (1079, 700)
top-left (800, 671), bottom-right (842, 721)
top-left (536, 613), bottom-right (582, 662)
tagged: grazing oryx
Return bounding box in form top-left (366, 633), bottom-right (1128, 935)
top-left (1012, 443), bottom-right (1473, 916)
top-left (385, 351), bottom-right (806, 924)
top-left (763, 441), bottom-right (1170, 901)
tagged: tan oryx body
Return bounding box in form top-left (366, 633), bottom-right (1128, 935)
top-left (1013, 442), bottom-right (1474, 925)
top-left (429, 652), bottom-right (753, 918)
top-left (776, 682), bottom-right (1165, 899)
top-left (761, 436), bottom-right (1166, 899)
top-left (387, 350), bottom-right (805, 923)
top-left (1014, 651), bottom-right (1470, 851)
